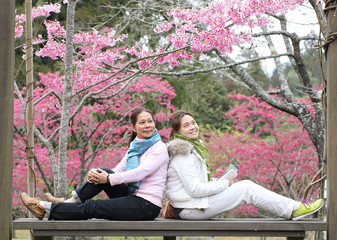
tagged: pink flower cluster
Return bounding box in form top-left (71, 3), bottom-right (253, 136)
top-left (154, 21), bottom-right (175, 33)
top-left (44, 20), bottom-right (66, 39)
top-left (35, 39), bottom-right (66, 60)
top-left (154, 0), bottom-right (305, 62)
top-left (15, 3), bottom-right (61, 38)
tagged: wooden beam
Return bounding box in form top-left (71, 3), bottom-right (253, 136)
top-left (0, 0), bottom-right (14, 239)
top-left (13, 218), bottom-right (327, 232)
top-left (326, 1), bottom-right (337, 240)
top-left (13, 218), bottom-right (326, 238)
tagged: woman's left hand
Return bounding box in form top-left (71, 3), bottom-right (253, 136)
top-left (87, 168), bottom-right (109, 185)
top-left (227, 177), bottom-right (236, 186)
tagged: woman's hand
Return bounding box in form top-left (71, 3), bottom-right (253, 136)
top-left (87, 168), bottom-right (109, 185)
top-left (227, 177), bottom-right (236, 187)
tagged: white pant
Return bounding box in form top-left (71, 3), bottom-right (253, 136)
top-left (179, 180), bottom-right (299, 220)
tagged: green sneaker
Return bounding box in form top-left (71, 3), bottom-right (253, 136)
top-left (291, 199), bottom-right (323, 221)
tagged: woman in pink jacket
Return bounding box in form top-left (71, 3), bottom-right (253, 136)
top-left (21, 108), bottom-right (169, 220)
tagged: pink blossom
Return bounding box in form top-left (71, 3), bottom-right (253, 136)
top-left (15, 3), bottom-right (61, 39)
top-left (35, 39), bottom-right (66, 60)
top-left (44, 20), bottom-right (66, 39)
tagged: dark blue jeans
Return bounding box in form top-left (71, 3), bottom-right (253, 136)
top-left (49, 167), bottom-right (161, 220)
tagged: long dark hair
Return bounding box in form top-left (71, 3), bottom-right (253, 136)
top-left (128, 108), bottom-right (154, 146)
top-left (169, 110), bottom-right (194, 140)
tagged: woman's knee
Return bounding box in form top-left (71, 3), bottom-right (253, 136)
top-left (233, 179), bottom-right (254, 188)
top-left (241, 179), bottom-right (255, 185)
top-left (230, 180), bottom-right (256, 195)
top-left (99, 167), bottom-right (114, 173)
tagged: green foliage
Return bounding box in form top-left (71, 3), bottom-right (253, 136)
top-left (240, 50), bottom-right (271, 93)
top-left (166, 71), bottom-right (232, 131)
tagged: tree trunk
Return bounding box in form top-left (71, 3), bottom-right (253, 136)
top-left (0, 0), bottom-right (14, 238)
top-left (56, 0), bottom-right (78, 197)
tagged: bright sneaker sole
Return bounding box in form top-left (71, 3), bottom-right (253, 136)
top-left (291, 201), bottom-right (324, 221)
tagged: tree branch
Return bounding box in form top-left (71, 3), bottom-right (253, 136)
top-left (34, 90), bottom-right (62, 106)
top-left (217, 52), bottom-right (297, 115)
top-left (261, 25), bottom-right (297, 104)
top-left (73, 45), bottom-right (188, 96)
top-left (146, 53), bottom-right (293, 76)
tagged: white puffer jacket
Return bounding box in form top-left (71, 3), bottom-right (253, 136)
top-left (166, 138), bottom-right (229, 209)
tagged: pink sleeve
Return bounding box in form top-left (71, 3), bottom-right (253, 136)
top-left (108, 141), bottom-right (168, 186)
top-left (112, 152), bottom-right (128, 173)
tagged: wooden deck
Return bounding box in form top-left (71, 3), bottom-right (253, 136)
top-left (13, 217), bottom-right (327, 240)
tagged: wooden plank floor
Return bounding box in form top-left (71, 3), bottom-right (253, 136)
top-left (13, 218), bottom-right (327, 237)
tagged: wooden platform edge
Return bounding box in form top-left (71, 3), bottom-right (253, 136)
top-left (13, 218), bottom-right (327, 235)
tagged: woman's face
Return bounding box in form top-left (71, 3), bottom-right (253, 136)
top-left (132, 111), bottom-right (156, 139)
top-left (178, 115), bottom-right (199, 140)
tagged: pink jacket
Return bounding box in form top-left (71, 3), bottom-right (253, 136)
top-left (108, 139), bottom-right (169, 207)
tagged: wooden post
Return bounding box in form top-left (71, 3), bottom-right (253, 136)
top-left (25, 0), bottom-right (36, 209)
top-left (0, 0), bottom-right (14, 239)
top-left (326, 1), bottom-right (337, 239)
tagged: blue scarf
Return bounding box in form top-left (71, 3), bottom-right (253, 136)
top-left (126, 129), bottom-right (162, 193)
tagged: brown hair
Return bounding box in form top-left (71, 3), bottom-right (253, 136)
top-left (169, 110), bottom-right (194, 140)
top-left (128, 108), bottom-right (154, 146)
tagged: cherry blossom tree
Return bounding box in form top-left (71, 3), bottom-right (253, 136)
top-left (13, 2), bottom-right (176, 203)
top-left (147, 0), bottom-right (325, 167)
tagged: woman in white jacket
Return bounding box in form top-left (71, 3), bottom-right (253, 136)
top-left (164, 110), bottom-right (323, 221)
